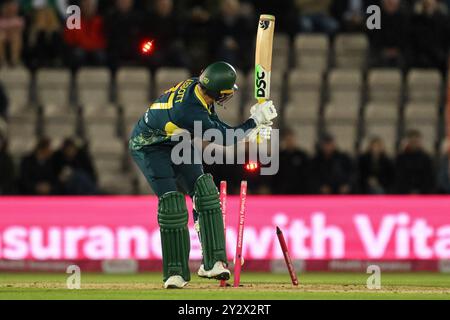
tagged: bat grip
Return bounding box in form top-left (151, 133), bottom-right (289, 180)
top-left (255, 98), bottom-right (267, 144)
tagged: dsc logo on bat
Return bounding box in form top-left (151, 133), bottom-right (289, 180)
top-left (255, 66), bottom-right (270, 99)
top-left (259, 20), bottom-right (270, 30)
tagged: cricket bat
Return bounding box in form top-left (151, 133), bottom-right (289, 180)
top-left (254, 14), bottom-right (275, 142)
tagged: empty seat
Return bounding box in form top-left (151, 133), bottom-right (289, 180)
top-left (83, 106), bottom-right (119, 139)
top-left (6, 110), bottom-right (37, 140)
top-left (407, 69), bottom-right (442, 103)
top-left (288, 70), bottom-right (322, 103)
top-left (272, 52), bottom-right (289, 72)
top-left (294, 34), bottom-right (329, 71)
top-left (334, 34), bottom-right (368, 69)
top-left (90, 138), bottom-right (124, 158)
top-left (93, 155), bottom-right (123, 173)
top-left (328, 69), bottom-right (362, 105)
top-left (324, 102), bottom-right (359, 122)
top-left (6, 106), bottom-right (36, 158)
top-left (94, 160), bottom-right (128, 195)
top-left (368, 69), bottom-right (402, 103)
top-left (8, 136), bottom-right (37, 159)
top-left (36, 68), bottom-right (71, 107)
top-left (271, 33), bottom-right (290, 71)
top-left (154, 67), bottom-right (190, 97)
top-left (76, 67), bottom-right (111, 107)
top-left (274, 33), bottom-right (290, 52)
top-left (90, 138), bottom-right (129, 194)
top-left (122, 104), bottom-right (144, 138)
top-left (42, 104), bottom-right (78, 139)
top-left (289, 70), bottom-right (322, 90)
top-left (122, 103), bottom-right (147, 118)
top-left (328, 69), bottom-right (362, 87)
top-left (364, 102), bottom-right (398, 122)
top-left (116, 67), bottom-right (151, 105)
top-left (404, 102), bottom-right (438, 123)
top-left (122, 103), bottom-right (146, 136)
top-left (0, 67), bottom-right (31, 108)
top-left (284, 100), bottom-right (320, 123)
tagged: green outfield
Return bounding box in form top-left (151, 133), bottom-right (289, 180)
top-left (0, 272), bottom-right (450, 300)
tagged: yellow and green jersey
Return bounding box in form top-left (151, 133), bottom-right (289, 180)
top-left (129, 77), bottom-right (256, 150)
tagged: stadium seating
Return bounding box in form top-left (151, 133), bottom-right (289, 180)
top-left (273, 33), bottom-right (290, 72)
top-left (0, 67), bottom-right (31, 109)
top-left (42, 104), bottom-right (78, 140)
top-left (1, 32), bottom-right (446, 195)
top-left (363, 102), bottom-right (399, 155)
top-left (287, 69), bottom-right (322, 106)
top-left (334, 34), bottom-right (368, 69)
top-left (326, 123), bottom-right (357, 154)
top-left (367, 69), bottom-right (402, 104)
top-left (116, 67), bottom-right (151, 106)
top-left (154, 67), bottom-right (190, 98)
top-left (294, 34), bottom-right (329, 71)
top-left (406, 69), bottom-right (442, 104)
top-left (76, 67), bottom-right (112, 107)
top-left (1, 67), bottom-right (36, 160)
top-left (36, 68), bottom-right (72, 107)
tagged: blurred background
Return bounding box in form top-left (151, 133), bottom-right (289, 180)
top-left (0, 0), bottom-right (449, 196)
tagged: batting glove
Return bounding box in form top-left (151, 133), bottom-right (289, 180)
top-left (248, 124), bottom-right (272, 142)
top-left (250, 100), bottom-right (277, 126)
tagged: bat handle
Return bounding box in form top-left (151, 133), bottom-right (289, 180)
top-left (256, 98), bottom-right (267, 144)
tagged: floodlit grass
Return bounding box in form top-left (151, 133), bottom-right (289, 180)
top-left (1, 272), bottom-right (449, 300)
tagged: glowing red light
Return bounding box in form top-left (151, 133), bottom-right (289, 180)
top-left (245, 162), bottom-right (259, 171)
top-left (141, 40), bottom-right (154, 54)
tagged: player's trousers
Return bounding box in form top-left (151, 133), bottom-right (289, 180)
top-left (130, 143), bottom-right (227, 278)
top-left (130, 144), bottom-right (204, 198)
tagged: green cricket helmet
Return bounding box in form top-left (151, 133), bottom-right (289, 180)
top-left (199, 61), bottom-right (238, 105)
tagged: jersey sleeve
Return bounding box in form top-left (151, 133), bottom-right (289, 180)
top-left (177, 105), bottom-right (257, 146)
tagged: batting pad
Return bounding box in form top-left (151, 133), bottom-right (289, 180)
top-left (158, 191), bottom-right (191, 282)
top-left (194, 174), bottom-right (227, 270)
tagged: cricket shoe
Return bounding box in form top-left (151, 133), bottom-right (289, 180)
top-left (164, 275), bottom-right (188, 289)
top-left (197, 261), bottom-right (230, 280)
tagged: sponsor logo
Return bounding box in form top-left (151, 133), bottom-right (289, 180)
top-left (259, 20), bottom-right (269, 30)
top-left (255, 66), bottom-right (268, 98)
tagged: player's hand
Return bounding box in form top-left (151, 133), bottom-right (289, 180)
top-left (250, 100), bottom-right (277, 125)
top-left (248, 124), bottom-right (272, 142)
top-left (258, 125), bottom-right (272, 140)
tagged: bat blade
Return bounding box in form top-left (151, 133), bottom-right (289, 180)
top-left (255, 14), bottom-right (275, 102)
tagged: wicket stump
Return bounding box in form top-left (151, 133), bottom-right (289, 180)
top-left (234, 181), bottom-right (247, 287)
top-left (276, 226), bottom-right (299, 286)
top-left (219, 181), bottom-right (227, 287)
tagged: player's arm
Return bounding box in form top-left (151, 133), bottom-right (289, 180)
top-left (180, 101), bottom-right (277, 146)
top-left (181, 109), bottom-right (255, 146)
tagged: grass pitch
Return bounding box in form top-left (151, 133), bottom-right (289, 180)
top-left (0, 272), bottom-right (450, 300)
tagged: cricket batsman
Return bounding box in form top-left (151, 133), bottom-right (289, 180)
top-left (129, 61), bottom-right (277, 288)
